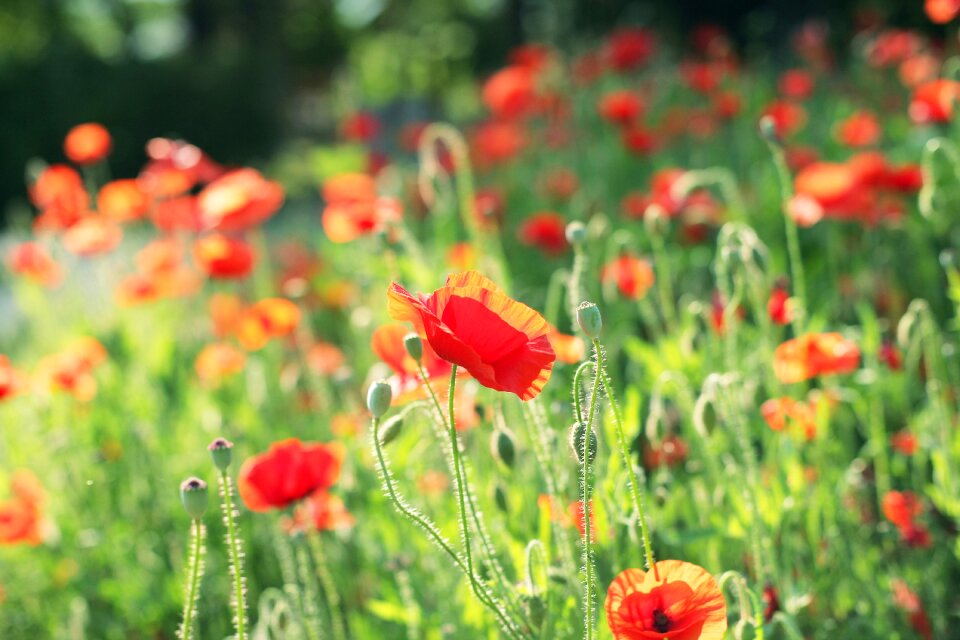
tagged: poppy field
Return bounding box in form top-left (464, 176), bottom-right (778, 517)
top-left (3, 10), bottom-right (960, 640)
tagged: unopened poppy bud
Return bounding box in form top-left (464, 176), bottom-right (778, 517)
top-left (565, 221), bottom-right (587, 246)
top-left (576, 301), bottom-right (603, 338)
top-left (403, 333), bottom-right (423, 361)
top-left (758, 115), bottom-right (781, 145)
top-left (494, 483), bottom-right (509, 513)
top-left (208, 437), bottom-right (233, 471)
top-left (367, 380), bottom-right (392, 418)
top-left (378, 414), bottom-right (404, 446)
top-left (491, 428), bottom-right (516, 468)
top-left (547, 566), bottom-right (568, 585)
top-left (180, 477), bottom-right (208, 520)
top-left (569, 421), bottom-right (598, 465)
top-left (522, 594), bottom-right (547, 629)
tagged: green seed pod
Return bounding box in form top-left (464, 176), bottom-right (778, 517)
top-left (378, 414), bottom-right (404, 446)
top-left (403, 333), bottom-right (423, 361)
top-left (547, 566), bottom-right (568, 585)
top-left (758, 115), bottom-right (781, 145)
top-left (565, 221), bottom-right (587, 246)
top-left (180, 477), bottom-right (209, 520)
top-left (367, 380), bottom-right (392, 418)
top-left (576, 301), bottom-right (603, 338)
top-left (208, 437), bottom-right (233, 471)
top-left (491, 428), bottom-right (516, 468)
top-left (522, 594), bottom-right (547, 630)
top-left (569, 421), bottom-right (598, 465)
top-left (494, 483), bottom-right (508, 513)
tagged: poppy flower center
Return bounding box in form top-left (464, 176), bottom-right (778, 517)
top-left (653, 608), bottom-right (671, 632)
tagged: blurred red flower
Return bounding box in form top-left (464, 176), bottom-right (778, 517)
top-left (773, 333), bottom-right (860, 383)
top-left (518, 212), bottom-right (568, 256)
top-left (602, 254), bottom-right (655, 300)
top-left (64, 123), bottom-right (112, 165)
top-left (198, 169), bottom-right (284, 231)
top-left (0, 471), bottom-right (45, 546)
top-left (8, 242), bottom-right (62, 287)
top-left (193, 234), bottom-right (255, 279)
top-left (238, 439), bottom-right (342, 512)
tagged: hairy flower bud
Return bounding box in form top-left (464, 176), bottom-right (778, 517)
top-left (576, 301), bottom-right (603, 338)
top-left (208, 437), bottom-right (233, 471)
top-left (180, 477), bottom-right (209, 520)
top-left (367, 380), bottom-right (392, 418)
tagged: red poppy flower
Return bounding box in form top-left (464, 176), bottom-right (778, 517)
top-left (882, 490), bottom-right (923, 529)
top-left (0, 356), bottom-right (26, 402)
top-left (8, 242), bottom-right (62, 287)
top-left (322, 197), bottom-right (402, 243)
top-left (235, 298), bottom-right (301, 351)
top-left (470, 121), bottom-right (527, 168)
top-left (768, 284), bottom-right (793, 325)
top-left (98, 179), bottom-right (152, 222)
top-left (836, 111), bottom-right (881, 147)
top-left (794, 162), bottom-right (859, 211)
top-left (761, 396), bottom-right (817, 440)
top-left (35, 339), bottom-right (106, 402)
top-left (341, 111), bottom-right (380, 142)
top-left (238, 438), bottom-right (342, 512)
top-left (483, 66), bottom-right (538, 119)
top-left (602, 255), bottom-right (655, 300)
top-left (64, 123), bottom-right (112, 165)
top-left (891, 430), bottom-right (917, 455)
top-left (605, 560), bottom-right (727, 640)
top-left (63, 217), bottom-right (123, 257)
top-left (306, 341), bottom-right (346, 376)
top-left (643, 434), bottom-right (689, 469)
top-left (547, 327), bottom-right (586, 364)
top-left (539, 168), bottom-right (579, 201)
top-left (291, 490), bottom-right (354, 532)
top-left (604, 27), bottom-right (657, 71)
top-left (519, 212), bottom-right (568, 256)
top-left (30, 165), bottom-right (90, 230)
top-left (193, 234), bottom-right (255, 279)
top-left (773, 333), bottom-right (860, 383)
top-left (778, 69), bottom-right (815, 100)
top-left (322, 173), bottom-right (377, 205)
top-left (900, 54), bottom-right (939, 88)
top-left (0, 471), bottom-right (44, 546)
top-left (681, 62), bottom-right (724, 94)
top-left (151, 196), bottom-right (203, 232)
top-left (926, 0), bottom-right (960, 23)
top-left (712, 91), bottom-right (742, 119)
top-left (621, 126), bottom-right (661, 155)
top-left (761, 100), bottom-right (807, 138)
top-left (198, 169), bottom-right (284, 231)
top-left (598, 91), bottom-right (644, 125)
top-left (891, 580), bottom-right (933, 640)
top-left (910, 79), bottom-right (960, 124)
top-left (115, 273), bottom-right (163, 307)
top-left (387, 271), bottom-right (555, 400)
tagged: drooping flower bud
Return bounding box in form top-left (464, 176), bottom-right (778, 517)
top-left (493, 483), bottom-right (509, 513)
top-left (403, 333), bottom-right (423, 361)
top-left (367, 380), bottom-right (392, 418)
top-left (208, 437), bottom-right (234, 471)
top-left (576, 301), bottom-right (603, 338)
top-left (180, 477), bottom-right (209, 520)
top-left (522, 594), bottom-right (547, 630)
top-left (491, 428), bottom-right (516, 468)
top-left (569, 421), bottom-right (598, 465)
top-left (378, 414), bottom-right (404, 446)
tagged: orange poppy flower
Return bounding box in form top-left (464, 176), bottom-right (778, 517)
top-left (605, 560), bottom-right (727, 640)
top-left (98, 179), bottom-right (152, 221)
top-left (761, 396), bottom-right (817, 440)
top-left (238, 438), bottom-right (342, 512)
top-left (926, 0), bottom-right (960, 23)
top-left (64, 123), bottom-right (112, 165)
top-left (30, 165), bottom-right (90, 230)
top-left (291, 490), bottom-right (354, 532)
top-left (0, 471), bottom-right (45, 546)
top-left (773, 333), bottom-right (860, 383)
top-left (7, 242), bottom-right (62, 287)
top-left (794, 162), bottom-right (858, 210)
top-left (483, 66), bottom-right (537, 119)
top-left (388, 271), bottom-right (555, 400)
top-left (209, 293), bottom-right (245, 337)
top-left (321, 173), bottom-right (377, 204)
top-left (910, 79), bottom-right (960, 124)
top-left (195, 343), bottom-right (246, 385)
top-left (371, 322), bottom-right (454, 402)
top-left (35, 339), bottom-right (106, 402)
top-left (150, 196), bottom-right (203, 232)
top-left (193, 233), bottom-right (255, 279)
top-left (115, 273), bottom-right (163, 307)
top-left (322, 197), bottom-right (402, 243)
top-left (836, 111), bottom-right (881, 147)
top-left (235, 298), bottom-right (301, 351)
top-left (307, 341), bottom-right (346, 376)
top-left (547, 327), bottom-right (586, 364)
top-left (62, 217), bottom-right (123, 257)
top-left (602, 255), bottom-right (655, 300)
top-left (198, 168), bottom-right (284, 231)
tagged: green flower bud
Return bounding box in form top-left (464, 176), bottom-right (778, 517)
top-left (565, 221), bottom-right (587, 246)
top-left (208, 437), bottom-right (233, 471)
top-left (367, 380), bottom-right (392, 418)
top-left (493, 483), bottom-right (508, 513)
top-left (576, 301), bottom-right (603, 339)
top-left (491, 428), bottom-right (516, 468)
top-left (378, 414), bottom-right (404, 446)
top-left (569, 421), bottom-right (598, 465)
top-left (522, 594), bottom-right (547, 630)
top-left (180, 477), bottom-right (208, 520)
top-left (403, 333), bottom-right (423, 361)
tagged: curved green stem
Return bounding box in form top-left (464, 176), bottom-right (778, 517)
top-left (593, 339), bottom-right (658, 580)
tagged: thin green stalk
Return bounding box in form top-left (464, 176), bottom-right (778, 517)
top-left (308, 533), bottom-right (347, 640)
top-left (593, 339), bottom-right (658, 579)
top-left (294, 536), bottom-right (323, 640)
top-left (179, 520), bottom-right (205, 640)
top-left (648, 228), bottom-right (678, 329)
top-left (573, 356), bottom-right (601, 640)
top-left (219, 472), bottom-right (248, 640)
top-left (765, 141), bottom-right (807, 332)
top-left (444, 365), bottom-right (525, 639)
